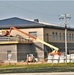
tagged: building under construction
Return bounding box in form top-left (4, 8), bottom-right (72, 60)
top-left (0, 17), bottom-right (74, 63)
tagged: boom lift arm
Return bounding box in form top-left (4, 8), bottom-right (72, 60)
top-left (3, 26), bottom-right (59, 54)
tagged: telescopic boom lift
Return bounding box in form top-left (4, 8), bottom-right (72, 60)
top-left (2, 26), bottom-right (60, 55)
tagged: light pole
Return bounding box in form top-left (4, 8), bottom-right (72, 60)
top-left (59, 14), bottom-right (71, 64)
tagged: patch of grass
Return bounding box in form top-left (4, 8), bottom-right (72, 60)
top-left (0, 63), bottom-right (74, 73)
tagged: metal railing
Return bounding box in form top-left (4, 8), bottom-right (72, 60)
top-left (0, 36), bottom-right (33, 44)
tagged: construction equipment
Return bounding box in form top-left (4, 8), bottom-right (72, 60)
top-left (26, 54), bottom-right (38, 62)
top-left (1, 26), bottom-right (60, 55)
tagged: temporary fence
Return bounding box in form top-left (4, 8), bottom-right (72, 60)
top-left (47, 54), bottom-right (74, 63)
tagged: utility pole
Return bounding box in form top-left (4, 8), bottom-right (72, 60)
top-left (59, 14), bottom-right (71, 64)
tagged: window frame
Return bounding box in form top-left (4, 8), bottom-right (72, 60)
top-left (29, 31), bottom-right (37, 37)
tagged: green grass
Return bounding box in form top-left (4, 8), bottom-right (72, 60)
top-left (0, 63), bottom-right (74, 73)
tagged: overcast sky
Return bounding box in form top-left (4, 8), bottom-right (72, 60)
top-left (0, 0), bottom-right (74, 27)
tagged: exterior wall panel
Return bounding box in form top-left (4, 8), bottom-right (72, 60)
top-left (31, 42), bottom-right (44, 61)
top-left (44, 28), bottom-right (74, 58)
top-left (10, 28), bottom-right (44, 41)
top-left (17, 44), bottom-right (32, 62)
top-left (0, 44), bottom-right (17, 63)
top-left (44, 28), bottom-right (74, 43)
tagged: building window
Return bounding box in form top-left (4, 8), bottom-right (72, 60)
top-left (52, 32), bottom-right (55, 40)
top-left (29, 31), bottom-right (37, 37)
top-left (63, 33), bottom-right (65, 41)
top-left (59, 33), bottom-right (62, 41)
top-left (72, 34), bottom-right (73, 41)
top-left (72, 34), bottom-right (74, 41)
top-left (46, 33), bottom-right (49, 42)
top-left (7, 50), bottom-right (12, 60)
top-left (55, 32), bottom-right (58, 41)
top-left (67, 33), bottom-right (68, 41)
top-left (69, 33), bottom-right (71, 41)
top-left (52, 32), bottom-right (58, 41)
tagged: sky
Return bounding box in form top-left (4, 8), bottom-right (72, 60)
top-left (0, 0), bottom-right (74, 27)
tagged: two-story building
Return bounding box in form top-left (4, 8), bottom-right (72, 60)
top-left (0, 17), bottom-right (74, 63)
